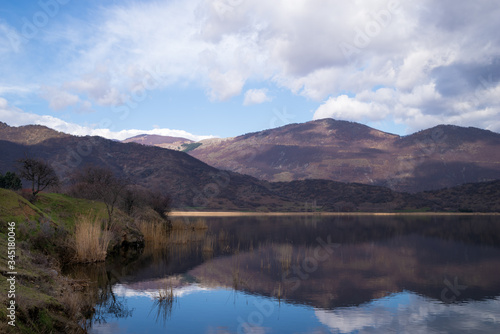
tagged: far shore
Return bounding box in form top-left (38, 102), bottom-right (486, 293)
top-left (170, 211), bottom-right (500, 217)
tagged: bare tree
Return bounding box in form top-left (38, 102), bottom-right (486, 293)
top-left (147, 190), bottom-right (171, 219)
top-left (70, 166), bottom-right (126, 223)
top-left (18, 158), bottom-right (59, 197)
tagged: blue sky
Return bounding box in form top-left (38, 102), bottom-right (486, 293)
top-left (1, 0), bottom-right (499, 140)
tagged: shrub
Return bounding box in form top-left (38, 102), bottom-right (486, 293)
top-left (0, 171), bottom-right (22, 190)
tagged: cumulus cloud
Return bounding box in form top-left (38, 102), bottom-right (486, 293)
top-left (314, 94), bottom-right (391, 122)
top-left (315, 292), bottom-right (500, 334)
top-left (0, 99), bottom-right (213, 141)
top-left (2, 0), bottom-right (500, 132)
top-left (243, 88), bottom-right (272, 106)
top-left (207, 70), bottom-right (246, 101)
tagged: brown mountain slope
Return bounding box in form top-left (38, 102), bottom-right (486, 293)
top-left (0, 123), bottom-right (426, 212)
top-left (0, 121), bottom-right (70, 145)
top-left (189, 119), bottom-right (500, 192)
top-left (0, 131), bottom-right (294, 210)
top-left (122, 134), bottom-right (193, 151)
top-left (0, 123), bottom-right (498, 212)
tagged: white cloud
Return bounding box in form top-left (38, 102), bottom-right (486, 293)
top-left (0, 85), bottom-right (33, 96)
top-left (0, 22), bottom-right (22, 54)
top-left (243, 88), bottom-right (272, 106)
top-left (40, 86), bottom-right (86, 111)
top-left (207, 70), bottom-right (245, 101)
top-left (314, 94), bottom-right (391, 122)
top-left (315, 292), bottom-right (500, 334)
top-left (2, 0), bottom-right (500, 133)
top-left (0, 99), bottom-right (213, 141)
top-left (0, 97), bottom-right (8, 109)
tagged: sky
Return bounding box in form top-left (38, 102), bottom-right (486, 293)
top-left (0, 0), bottom-right (499, 141)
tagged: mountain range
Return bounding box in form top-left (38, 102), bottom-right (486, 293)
top-left (1, 120), bottom-right (499, 212)
top-left (188, 119), bottom-right (500, 192)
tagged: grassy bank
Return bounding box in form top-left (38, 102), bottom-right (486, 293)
top-left (0, 189), bottom-right (148, 333)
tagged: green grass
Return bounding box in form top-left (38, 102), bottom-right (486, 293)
top-left (34, 192), bottom-right (108, 229)
top-left (0, 188), bottom-right (45, 223)
top-left (0, 234), bottom-right (73, 333)
top-left (0, 189), bottom-right (123, 333)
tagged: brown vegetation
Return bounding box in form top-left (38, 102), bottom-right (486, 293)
top-left (73, 213), bottom-right (112, 263)
top-left (137, 220), bottom-right (169, 249)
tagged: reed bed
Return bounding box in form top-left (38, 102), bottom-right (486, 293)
top-left (74, 213), bottom-right (112, 263)
top-left (274, 243), bottom-right (293, 271)
top-left (171, 219), bottom-right (188, 230)
top-left (218, 229), bottom-right (228, 241)
top-left (202, 234), bottom-right (215, 253)
top-left (170, 218), bottom-right (208, 230)
top-left (192, 218), bottom-right (208, 230)
top-left (137, 220), bottom-right (169, 248)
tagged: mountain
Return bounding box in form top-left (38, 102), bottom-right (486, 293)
top-left (122, 134), bottom-right (193, 151)
top-left (0, 121), bottom-right (70, 145)
top-left (0, 124), bottom-right (297, 210)
top-left (189, 119), bottom-right (500, 192)
top-left (0, 122), bottom-right (498, 212)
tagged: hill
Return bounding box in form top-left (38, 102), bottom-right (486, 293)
top-left (0, 121), bottom-right (69, 145)
top-left (122, 134), bottom-right (193, 151)
top-left (419, 180), bottom-right (500, 212)
top-left (0, 122), bottom-right (499, 212)
top-left (0, 124), bottom-right (298, 210)
top-left (189, 119), bottom-right (500, 192)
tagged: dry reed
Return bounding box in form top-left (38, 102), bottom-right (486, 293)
top-left (275, 244), bottom-right (293, 271)
top-left (170, 218), bottom-right (208, 230)
top-left (152, 283), bottom-right (175, 324)
top-left (74, 213), bottom-right (112, 263)
top-left (137, 220), bottom-right (169, 248)
top-left (171, 219), bottom-right (187, 230)
top-left (218, 229), bottom-right (228, 241)
top-left (202, 234), bottom-right (215, 253)
top-left (192, 218), bottom-right (208, 230)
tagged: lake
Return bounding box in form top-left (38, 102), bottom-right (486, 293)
top-left (66, 215), bottom-right (500, 333)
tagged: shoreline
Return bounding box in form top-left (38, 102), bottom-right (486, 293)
top-left (170, 211), bottom-right (500, 217)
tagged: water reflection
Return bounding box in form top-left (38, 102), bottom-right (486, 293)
top-left (67, 215), bottom-right (500, 333)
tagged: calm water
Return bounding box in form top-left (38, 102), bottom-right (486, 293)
top-left (67, 215), bottom-right (500, 333)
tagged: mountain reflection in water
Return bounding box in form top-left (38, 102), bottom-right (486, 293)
top-left (65, 215), bottom-right (500, 333)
